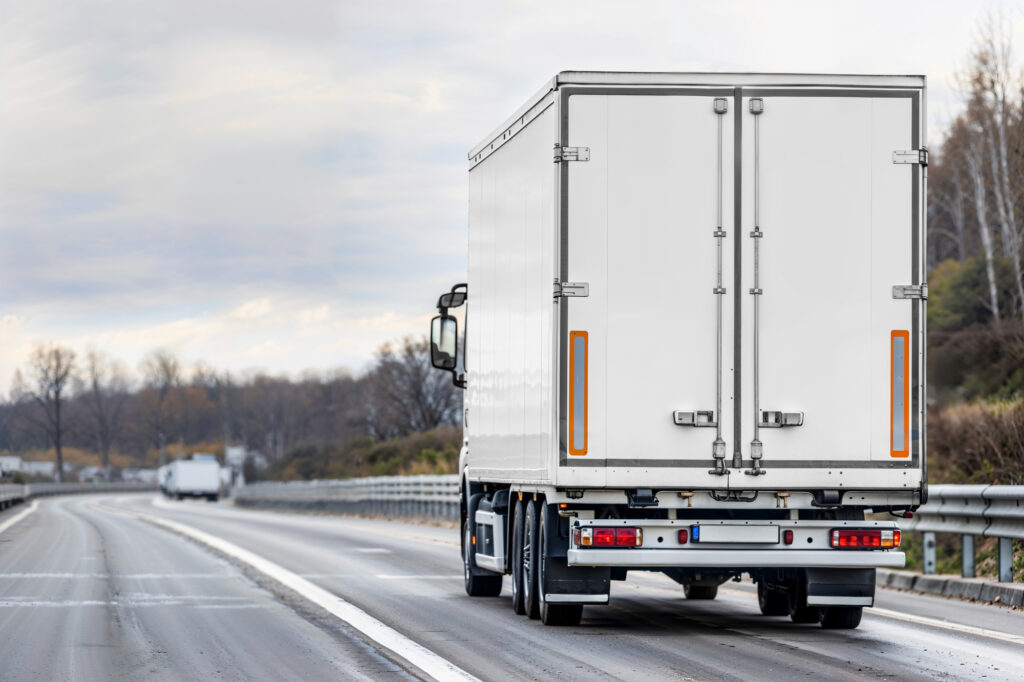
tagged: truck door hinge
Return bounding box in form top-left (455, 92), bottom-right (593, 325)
top-left (892, 284), bottom-right (928, 300)
top-left (554, 281), bottom-right (589, 298)
top-left (892, 148), bottom-right (928, 166)
top-left (553, 144), bottom-right (590, 163)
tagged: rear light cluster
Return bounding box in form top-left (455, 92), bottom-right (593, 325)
top-left (575, 527), bottom-right (642, 547)
top-left (830, 529), bottom-right (901, 549)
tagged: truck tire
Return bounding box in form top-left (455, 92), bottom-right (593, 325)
top-left (522, 500), bottom-right (541, 619)
top-left (207, 494), bottom-right (218, 503)
top-left (757, 582), bottom-right (789, 616)
top-left (462, 494), bottom-right (502, 597)
top-left (819, 606), bottom-right (862, 629)
top-left (510, 499), bottom-right (526, 615)
top-left (539, 504), bottom-right (583, 626)
top-left (175, 494), bottom-right (183, 501)
top-left (683, 584), bottom-right (718, 600)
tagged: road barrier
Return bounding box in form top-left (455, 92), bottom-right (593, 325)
top-left (0, 481), bottom-right (157, 509)
top-left (903, 485), bottom-right (1024, 582)
top-left (234, 475), bottom-right (460, 523)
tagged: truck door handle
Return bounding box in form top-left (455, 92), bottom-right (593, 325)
top-left (760, 411), bottom-right (804, 428)
top-left (673, 410), bottom-right (718, 427)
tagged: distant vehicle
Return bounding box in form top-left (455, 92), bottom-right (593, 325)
top-left (429, 72), bottom-right (926, 629)
top-left (166, 458), bottom-right (221, 502)
top-left (157, 465), bottom-right (170, 495)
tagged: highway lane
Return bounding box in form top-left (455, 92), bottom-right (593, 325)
top-left (115, 494), bottom-right (1024, 681)
top-left (0, 495), bottom-right (413, 681)
top-left (3, 493), bottom-right (1024, 681)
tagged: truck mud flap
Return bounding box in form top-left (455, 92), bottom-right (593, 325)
top-left (541, 504), bottom-right (609, 602)
top-left (805, 568), bottom-right (875, 607)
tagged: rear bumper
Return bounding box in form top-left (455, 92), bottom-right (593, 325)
top-left (568, 548), bottom-right (905, 569)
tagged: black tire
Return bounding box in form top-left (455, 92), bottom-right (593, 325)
top-left (819, 606), bottom-right (862, 629)
top-left (757, 582), bottom-right (790, 616)
top-left (788, 591), bottom-right (821, 624)
top-left (683, 584), bottom-right (718, 600)
top-left (207, 494), bottom-right (218, 502)
top-left (523, 500), bottom-right (541, 619)
top-left (539, 503), bottom-right (583, 626)
top-left (175, 494), bottom-right (183, 501)
top-left (510, 499), bottom-right (526, 615)
top-left (462, 495), bottom-right (503, 597)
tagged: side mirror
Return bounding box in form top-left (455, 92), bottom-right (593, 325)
top-left (430, 315), bottom-right (458, 371)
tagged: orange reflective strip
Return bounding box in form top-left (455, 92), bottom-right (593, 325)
top-left (569, 331), bottom-right (588, 456)
top-left (890, 330), bottom-right (910, 458)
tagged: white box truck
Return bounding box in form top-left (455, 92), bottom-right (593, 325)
top-left (167, 458), bottom-right (221, 502)
top-left (429, 72), bottom-right (927, 629)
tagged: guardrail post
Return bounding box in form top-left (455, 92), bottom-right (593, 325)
top-left (962, 535), bottom-right (975, 578)
top-left (922, 532), bottom-right (937, 575)
top-left (998, 537), bottom-right (1013, 582)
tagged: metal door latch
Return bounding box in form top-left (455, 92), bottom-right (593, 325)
top-left (673, 410), bottom-right (717, 427)
top-left (553, 145), bottom-right (590, 162)
top-left (892, 284), bottom-right (928, 300)
top-left (554, 281), bottom-right (589, 298)
top-left (892, 148), bottom-right (928, 166)
top-left (760, 411), bottom-right (804, 428)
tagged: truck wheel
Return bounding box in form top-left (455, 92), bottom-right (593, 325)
top-left (683, 584), bottom-right (718, 600)
top-left (175, 494), bottom-right (183, 501)
top-left (539, 503), bottom-right (583, 626)
top-left (788, 591), bottom-right (820, 624)
top-left (757, 582), bottom-right (789, 616)
top-left (819, 606), bottom-right (862, 629)
top-left (522, 500), bottom-right (541, 619)
top-left (207, 495), bottom-right (218, 503)
top-left (510, 499), bottom-right (526, 615)
top-left (462, 494), bottom-right (502, 597)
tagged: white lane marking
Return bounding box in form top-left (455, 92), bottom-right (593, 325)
top-left (718, 584), bottom-right (1024, 646)
top-left (0, 500), bottom-right (38, 535)
top-left (375, 575), bottom-right (461, 580)
top-left (867, 606), bottom-right (1024, 645)
top-left (0, 573), bottom-right (237, 579)
top-left (0, 600), bottom-right (272, 609)
top-left (355, 548), bottom-right (392, 554)
top-left (138, 513), bottom-right (478, 682)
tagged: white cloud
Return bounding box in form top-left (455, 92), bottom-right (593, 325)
top-left (0, 0), bottom-right (1018, 392)
top-left (228, 299), bottom-right (272, 320)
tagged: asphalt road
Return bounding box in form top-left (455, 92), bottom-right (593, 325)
top-left (1, 494), bottom-right (1023, 681)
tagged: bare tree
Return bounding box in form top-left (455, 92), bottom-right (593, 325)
top-left (365, 336), bottom-right (461, 438)
top-left (139, 349), bottom-right (181, 465)
top-left (972, 12), bottom-right (1024, 318)
top-left (78, 349), bottom-right (130, 480)
top-left (25, 344), bottom-right (77, 482)
top-left (964, 135), bottom-right (1002, 327)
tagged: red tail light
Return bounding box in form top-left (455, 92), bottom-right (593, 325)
top-left (678, 529), bottom-right (688, 544)
top-left (577, 527), bottom-right (643, 548)
top-left (783, 530), bottom-right (794, 545)
top-left (830, 529), bottom-right (900, 549)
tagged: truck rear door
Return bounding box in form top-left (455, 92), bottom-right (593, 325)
top-left (558, 84), bottom-right (924, 492)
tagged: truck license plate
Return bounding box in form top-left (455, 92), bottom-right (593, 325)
top-left (697, 525), bottom-right (780, 544)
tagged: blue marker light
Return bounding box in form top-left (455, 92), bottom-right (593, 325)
top-left (691, 525), bottom-right (700, 542)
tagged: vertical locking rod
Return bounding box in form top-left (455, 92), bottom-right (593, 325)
top-left (710, 98), bottom-right (728, 475)
top-left (746, 98), bottom-right (765, 476)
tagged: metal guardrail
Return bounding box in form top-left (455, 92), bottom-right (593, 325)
top-left (0, 481), bottom-right (157, 509)
top-left (234, 475), bottom-right (460, 522)
top-left (903, 484), bottom-right (1024, 582)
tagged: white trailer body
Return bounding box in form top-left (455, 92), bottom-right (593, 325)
top-left (167, 460), bottom-right (221, 500)
top-left (433, 72), bottom-right (926, 628)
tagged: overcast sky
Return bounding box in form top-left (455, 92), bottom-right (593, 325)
top-left (1, 0), bottom-right (1021, 392)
